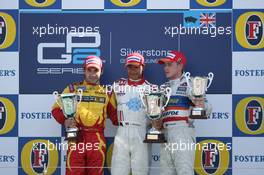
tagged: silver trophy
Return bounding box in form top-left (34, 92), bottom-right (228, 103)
top-left (53, 89), bottom-right (83, 140)
top-left (184, 72), bottom-right (214, 119)
top-left (140, 87), bottom-right (171, 143)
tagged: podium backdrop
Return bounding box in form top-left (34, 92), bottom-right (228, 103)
top-left (0, 0), bottom-right (264, 175)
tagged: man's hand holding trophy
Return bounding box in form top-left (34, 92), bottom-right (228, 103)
top-left (184, 72), bottom-right (214, 119)
top-left (53, 89), bottom-right (83, 140)
top-left (139, 86), bottom-right (171, 143)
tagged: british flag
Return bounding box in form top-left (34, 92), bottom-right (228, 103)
top-left (200, 13), bottom-right (216, 28)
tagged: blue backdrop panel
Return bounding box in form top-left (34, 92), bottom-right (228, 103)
top-left (19, 12), bottom-right (231, 94)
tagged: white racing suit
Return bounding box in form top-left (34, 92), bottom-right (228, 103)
top-left (160, 74), bottom-right (212, 175)
top-left (111, 78), bottom-right (151, 175)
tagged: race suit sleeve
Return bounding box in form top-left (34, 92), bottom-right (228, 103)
top-left (51, 86), bottom-right (70, 125)
top-left (107, 90), bottom-right (118, 126)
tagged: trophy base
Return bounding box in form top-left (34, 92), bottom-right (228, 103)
top-left (190, 108), bottom-right (207, 119)
top-left (65, 127), bottom-right (79, 140)
top-left (143, 133), bottom-right (166, 143)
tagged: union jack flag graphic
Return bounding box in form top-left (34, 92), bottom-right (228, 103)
top-left (200, 13), bottom-right (216, 28)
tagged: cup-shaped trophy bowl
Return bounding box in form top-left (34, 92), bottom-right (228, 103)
top-left (184, 72), bottom-right (214, 119)
top-left (53, 89), bottom-right (83, 140)
top-left (140, 87), bottom-right (171, 143)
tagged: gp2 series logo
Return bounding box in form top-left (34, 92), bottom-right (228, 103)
top-left (38, 32), bottom-right (100, 64)
top-left (21, 139), bottom-right (59, 175)
top-left (236, 12), bottom-right (264, 49)
top-left (235, 97), bottom-right (264, 135)
top-left (195, 139), bottom-right (230, 175)
top-left (0, 97), bottom-right (16, 135)
top-left (37, 32), bottom-right (101, 74)
top-left (0, 12), bottom-right (16, 49)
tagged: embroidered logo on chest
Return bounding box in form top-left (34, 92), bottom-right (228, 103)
top-left (126, 97), bottom-right (142, 112)
top-left (177, 86), bottom-right (187, 92)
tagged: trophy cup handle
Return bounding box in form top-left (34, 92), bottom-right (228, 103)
top-left (162, 87), bottom-right (171, 111)
top-left (206, 72), bottom-right (214, 89)
top-left (184, 72), bottom-right (192, 91)
top-left (139, 89), bottom-right (147, 108)
top-left (53, 91), bottom-right (62, 108)
top-left (76, 89), bottom-right (83, 105)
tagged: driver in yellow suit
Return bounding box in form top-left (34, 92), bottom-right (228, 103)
top-left (51, 55), bottom-right (118, 175)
